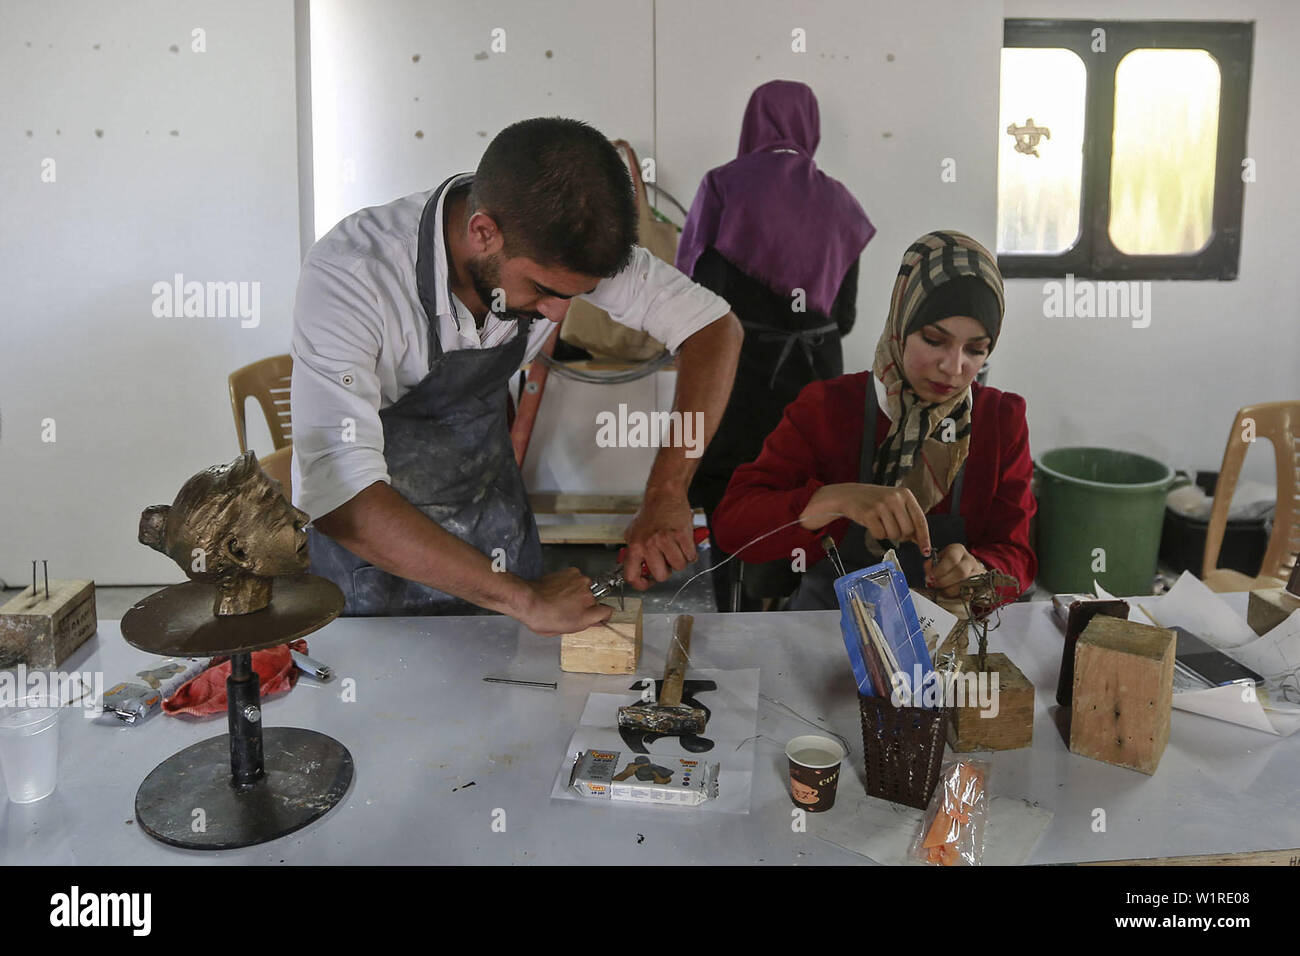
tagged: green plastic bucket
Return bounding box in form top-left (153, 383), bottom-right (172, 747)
top-left (1034, 447), bottom-right (1176, 596)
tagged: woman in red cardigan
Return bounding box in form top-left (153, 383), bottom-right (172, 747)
top-left (712, 230), bottom-right (1036, 610)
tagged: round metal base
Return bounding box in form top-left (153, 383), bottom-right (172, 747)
top-left (135, 727), bottom-right (354, 850)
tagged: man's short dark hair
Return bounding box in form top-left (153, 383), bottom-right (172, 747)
top-left (470, 117), bottom-right (638, 278)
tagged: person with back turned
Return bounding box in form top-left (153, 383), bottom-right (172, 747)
top-left (676, 80), bottom-right (874, 611)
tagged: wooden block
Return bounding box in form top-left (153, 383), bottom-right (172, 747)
top-left (1247, 587), bottom-right (1300, 636)
top-left (1055, 598), bottom-right (1129, 707)
top-left (0, 580), bottom-right (97, 669)
top-left (946, 653), bottom-right (1035, 751)
top-left (560, 598), bottom-right (642, 674)
top-left (1069, 615), bottom-right (1174, 775)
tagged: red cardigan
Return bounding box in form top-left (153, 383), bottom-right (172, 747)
top-left (712, 373), bottom-right (1037, 599)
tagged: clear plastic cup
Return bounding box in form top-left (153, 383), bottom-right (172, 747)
top-left (0, 695), bottom-right (62, 803)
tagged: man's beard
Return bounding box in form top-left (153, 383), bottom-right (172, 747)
top-left (465, 253), bottom-right (544, 323)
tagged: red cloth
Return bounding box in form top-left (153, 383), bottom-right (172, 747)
top-left (712, 374), bottom-right (1037, 601)
top-left (163, 640), bottom-right (308, 717)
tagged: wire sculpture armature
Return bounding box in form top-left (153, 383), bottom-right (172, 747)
top-left (934, 569), bottom-right (1020, 672)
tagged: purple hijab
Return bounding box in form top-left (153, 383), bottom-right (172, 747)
top-left (676, 80), bottom-right (875, 317)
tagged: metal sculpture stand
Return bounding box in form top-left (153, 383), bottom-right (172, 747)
top-left (122, 574), bottom-right (351, 850)
top-left (125, 451), bottom-right (353, 850)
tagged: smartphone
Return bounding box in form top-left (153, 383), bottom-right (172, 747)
top-left (1172, 626), bottom-right (1264, 688)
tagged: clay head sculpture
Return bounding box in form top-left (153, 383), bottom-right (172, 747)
top-left (138, 450), bottom-right (310, 615)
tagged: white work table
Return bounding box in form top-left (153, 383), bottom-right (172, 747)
top-left (3, 594), bottom-right (1296, 865)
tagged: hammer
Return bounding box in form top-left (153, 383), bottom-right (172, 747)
top-left (617, 614), bottom-right (708, 736)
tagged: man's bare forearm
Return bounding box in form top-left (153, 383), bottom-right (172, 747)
top-left (311, 481), bottom-right (534, 616)
top-left (644, 312), bottom-right (743, 497)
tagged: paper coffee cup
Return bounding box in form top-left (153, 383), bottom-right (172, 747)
top-left (785, 734), bottom-right (845, 813)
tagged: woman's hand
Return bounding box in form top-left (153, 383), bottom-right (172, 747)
top-left (926, 543), bottom-right (985, 596)
top-left (799, 483), bottom-right (932, 556)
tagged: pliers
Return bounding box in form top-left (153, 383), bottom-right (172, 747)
top-left (589, 527), bottom-right (711, 609)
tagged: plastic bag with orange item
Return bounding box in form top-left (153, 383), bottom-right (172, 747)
top-left (911, 758), bottom-right (989, 866)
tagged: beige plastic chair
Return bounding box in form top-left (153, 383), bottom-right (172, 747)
top-left (1202, 401), bottom-right (1300, 592)
top-left (258, 445), bottom-right (293, 498)
top-left (228, 355), bottom-right (293, 453)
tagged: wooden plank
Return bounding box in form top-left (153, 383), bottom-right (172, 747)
top-left (529, 493), bottom-right (706, 517)
top-left (537, 522), bottom-right (629, 546)
top-left (530, 493), bottom-right (643, 515)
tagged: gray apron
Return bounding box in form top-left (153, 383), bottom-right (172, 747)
top-left (307, 176), bottom-right (543, 616)
top-left (787, 373), bottom-right (966, 610)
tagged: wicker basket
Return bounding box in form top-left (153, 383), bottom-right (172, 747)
top-left (858, 695), bottom-right (949, 809)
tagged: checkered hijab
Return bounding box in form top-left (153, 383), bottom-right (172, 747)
top-left (871, 231), bottom-right (1005, 513)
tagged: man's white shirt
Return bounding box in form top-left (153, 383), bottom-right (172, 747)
top-left (290, 174), bottom-right (730, 522)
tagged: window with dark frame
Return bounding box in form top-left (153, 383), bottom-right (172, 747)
top-left (997, 19), bottom-right (1253, 281)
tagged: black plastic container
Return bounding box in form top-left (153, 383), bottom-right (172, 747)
top-left (1159, 507), bottom-right (1269, 576)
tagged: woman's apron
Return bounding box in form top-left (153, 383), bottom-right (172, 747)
top-left (787, 373), bottom-right (966, 610)
top-left (307, 177), bottom-right (543, 616)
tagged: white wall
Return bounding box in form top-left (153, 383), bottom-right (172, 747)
top-left (3, 0), bottom-right (1292, 586)
top-left (309, 0), bottom-right (667, 496)
top-left (656, 0), bottom-right (1002, 381)
top-left (310, 0), bottom-right (655, 238)
top-left (660, 0), bottom-right (1297, 485)
top-left (0, 0), bottom-right (300, 585)
top-left (307, 0), bottom-right (1001, 496)
top-left (998, 0), bottom-right (1300, 483)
